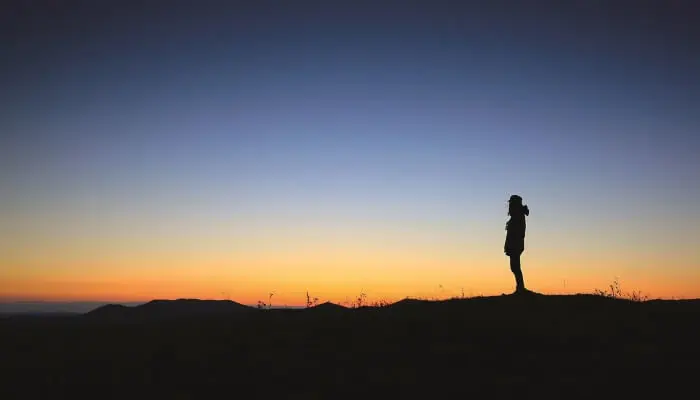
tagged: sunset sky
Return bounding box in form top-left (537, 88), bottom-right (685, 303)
top-left (2, 1), bottom-right (699, 306)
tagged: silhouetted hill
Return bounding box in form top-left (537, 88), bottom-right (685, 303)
top-left (387, 297), bottom-right (433, 310)
top-left (86, 299), bottom-right (254, 321)
top-left (85, 303), bottom-right (131, 319)
top-left (305, 301), bottom-right (347, 312)
top-left (3, 294), bottom-right (699, 397)
top-left (81, 294), bottom-right (700, 322)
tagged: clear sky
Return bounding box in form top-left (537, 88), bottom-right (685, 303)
top-left (2, 1), bottom-right (699, 305)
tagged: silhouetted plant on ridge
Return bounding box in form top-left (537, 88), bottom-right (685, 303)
top-left (353, 291), bottom-right (367, 308)
top-left (370, 299), bottom-right (390, 307)
top-left (594, 277), bottom-right (649, 302)
top-left (256, 292), bottom-right (275, 309)
top-left (305, 291), bottom-right (319, 308)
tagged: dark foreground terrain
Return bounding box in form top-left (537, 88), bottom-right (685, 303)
top-left (2, 294), bottom-right (699, 398)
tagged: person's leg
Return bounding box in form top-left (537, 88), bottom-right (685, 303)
top-left (510, 255), bottom-right (525, 292)
top-left (517, 256), bottom-right (525, 291)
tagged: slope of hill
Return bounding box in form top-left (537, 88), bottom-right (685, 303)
top-left (2, 294), bottom-right (698, 397)
top-left (305, 301), bottom-right (348, 312)
top-left (85, 298), bottom-right (254, 321)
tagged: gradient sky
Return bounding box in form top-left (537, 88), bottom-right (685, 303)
top-left (2, 0), bottom-right (699, 305)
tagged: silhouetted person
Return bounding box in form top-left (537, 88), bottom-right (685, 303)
top-left (504, 195), bottom-right (529, 293)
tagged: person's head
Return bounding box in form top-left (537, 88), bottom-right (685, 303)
top-left (508, 195), bottom-right (529, 216)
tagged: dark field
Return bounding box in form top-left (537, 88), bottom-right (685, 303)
top-left (2, 294), bottom-right (699, 398)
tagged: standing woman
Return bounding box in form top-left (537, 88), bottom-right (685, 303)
top-left (505, 195), bottom-right (530, 293)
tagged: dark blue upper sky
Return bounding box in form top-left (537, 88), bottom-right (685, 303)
top-left (2, 1), bottom-right (699, 300)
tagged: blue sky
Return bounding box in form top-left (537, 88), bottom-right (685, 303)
top-left (2, 1), bottom-right (699, 302)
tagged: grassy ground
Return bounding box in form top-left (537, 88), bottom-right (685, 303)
top-left (1, 293), bottom-right (698, 398)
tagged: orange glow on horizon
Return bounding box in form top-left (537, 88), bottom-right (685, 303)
top-left (3, 216), bottom-right (699, 304)
top-left (3, 257), bottom-right (699, 305)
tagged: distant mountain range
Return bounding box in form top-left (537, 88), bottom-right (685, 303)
top-left (0, 300), bottom-right (305, 315)
top-left (86, 299), bottom-right (254, 320)
top-left (0, 301), bottom-right (146, 315)
top-left (0, 299), bottom-right (312, 317)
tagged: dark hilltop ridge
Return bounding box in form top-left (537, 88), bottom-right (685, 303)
top-left (76, 293), bottom-right (700, 322)
top-left (85, 298), bottom-right (254, 321)
top-left (2, 293), bottom-right (699, 397)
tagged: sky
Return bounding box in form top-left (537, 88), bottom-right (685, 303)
top-left (1, 0), bottom-right (699, 306)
